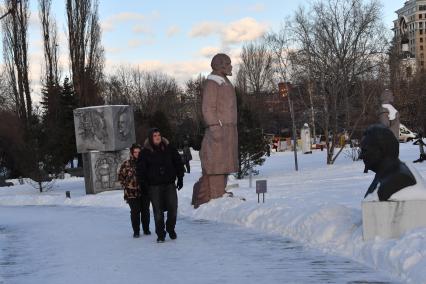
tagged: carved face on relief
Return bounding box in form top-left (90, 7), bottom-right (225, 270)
top-left (118, 111), bottom-right (130, 139)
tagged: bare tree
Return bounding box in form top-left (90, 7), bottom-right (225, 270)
top-left (0, 67), bottom-right (15, 111)
top-left (293, 0), bottom-right (388, 164)
top-left (66, 0), bottom-right (104, 107)
top-left (1, 0), bottom-right (32, 125)
top-left (265, 23), bottom-right (318, 138)
top-left (39, 0), bottom-right (59, 85)
top-left (239, 41), bottom-right (274, 94)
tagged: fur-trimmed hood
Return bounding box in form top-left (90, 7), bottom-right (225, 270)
top-left (143, 137), bottom-right (170, 152)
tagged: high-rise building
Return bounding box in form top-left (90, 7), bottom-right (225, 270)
top-left (394, 0), bottom-right (426, 71)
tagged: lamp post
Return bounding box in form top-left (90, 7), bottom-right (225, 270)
top-left (279, 82), bottom-right (298, 171)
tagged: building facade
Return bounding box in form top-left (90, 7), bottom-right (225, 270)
top-left (394, 0), bottom-right (426, 71)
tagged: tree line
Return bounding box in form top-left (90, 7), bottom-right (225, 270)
top-left (1, 0), bottom-right (424, 184)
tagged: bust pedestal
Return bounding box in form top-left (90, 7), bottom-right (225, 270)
top-left (362, 200), bottom-right (426, 240)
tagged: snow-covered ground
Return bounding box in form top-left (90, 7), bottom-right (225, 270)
top-left (1, 143), bottom-right (425, 283)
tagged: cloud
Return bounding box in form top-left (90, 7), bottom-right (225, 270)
top-left (223, 17), bottom-right (267, 44)
top-left (166, 25), bottom-right (180, 37)
top-left (102, 12), bottom-right (147, 32)
top-left (248, 3), bottom-right (265, 13)
top-left (105, 58), bottom-right (211, 85)
top-left (128, 39), bottom-right (142, 48)
top-left (189, 21), bottom-right (222, 38)
top-left (128, 38), bottom-right (155, 48)
top-left (132, 25), bottom-right (153, 35)
top-left (189, 17), bottom-right (267, 46)
top-left (199, 46), bottom-right (221, 58)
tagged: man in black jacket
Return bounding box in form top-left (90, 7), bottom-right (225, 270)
top-left (136, 128), bottom-right (184, 243)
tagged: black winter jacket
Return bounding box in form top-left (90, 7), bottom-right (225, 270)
top-left (136, 138), bottom-right (184, 188)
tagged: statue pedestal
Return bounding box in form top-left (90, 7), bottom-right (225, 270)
top-left (362, 200), bottom-right (426, 240)
top-left (82, 149), bottom-right (128, 194)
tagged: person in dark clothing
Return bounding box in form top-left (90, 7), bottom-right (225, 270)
top-left (136, 128), bottom-right (185, 243)
top-left (413, 133), bottom-right (426, 163)
top-left (182, 140), bottom-right (192, 173)
top-left (118, 144), bottom-right (151, 238)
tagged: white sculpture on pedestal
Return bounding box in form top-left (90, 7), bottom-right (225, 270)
top-left (301, 123), bottom-right (312, 154)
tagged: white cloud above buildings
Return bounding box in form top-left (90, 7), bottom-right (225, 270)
top-left (189, 17), bottom-right (268, 46)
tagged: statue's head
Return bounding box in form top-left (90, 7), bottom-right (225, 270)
top-left (211, 53), bottom-right (232, 76)
top-left (360, 124), bottom-right (399, 172)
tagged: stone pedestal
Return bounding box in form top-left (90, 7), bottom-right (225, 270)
top-left (362, 200), bottom-right (426, 240)
top-left (74, 105), bottom-right (135, 153)
top-left (82, 149), bottom-right (129, 194)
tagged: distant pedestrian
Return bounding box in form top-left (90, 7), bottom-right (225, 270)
top-left (118, 144), bottom-right (151, 238)
top-left (136, 128), bottom-right (185, 243)
top-left (182, 140), bottom-right (192, 173)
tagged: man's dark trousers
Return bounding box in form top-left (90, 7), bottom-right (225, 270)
top-left (148, 184), bottom-right (177, 238)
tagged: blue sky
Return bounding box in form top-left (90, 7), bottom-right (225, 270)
top-left (4, 0), bottom-right (406, 99)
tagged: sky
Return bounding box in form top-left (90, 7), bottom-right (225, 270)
top-left (1, 0), bottom-right (406, 101)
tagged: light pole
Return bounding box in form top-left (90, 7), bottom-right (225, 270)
top-left (279, 82), bottom-right (298, 171)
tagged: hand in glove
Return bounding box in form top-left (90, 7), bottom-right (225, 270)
top-left (176, 176), bottom-right (183, 190)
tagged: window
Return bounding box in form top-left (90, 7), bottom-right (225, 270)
top-left (421, 30), bottom-right (423, 35)
top-left (421, 14), bottom-right (423, 19)
top-left (421, 38), bottom-right (424, 43)
top-left (420, 22), bottom-right (424, 28)
top-left (420, 5), bottom-right (426, 11)
top-left (421, 46), bottom-right (424, 50)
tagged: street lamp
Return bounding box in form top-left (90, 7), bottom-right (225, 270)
top-left (279, 82), bottom-right (298, 171)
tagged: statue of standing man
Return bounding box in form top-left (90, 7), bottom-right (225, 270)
top-left (379, 89), bottom-right (400, 139)
top-left (192, 54), bottom-right (239, 209)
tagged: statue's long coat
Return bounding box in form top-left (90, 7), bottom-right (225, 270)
top-left (200, 74), bottom-right (239, 174)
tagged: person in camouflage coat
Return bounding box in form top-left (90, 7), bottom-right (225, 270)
top-left (118, 144), bottom-right (151, 238)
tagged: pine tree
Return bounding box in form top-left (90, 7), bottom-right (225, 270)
top-left (39, 77), bottom-right (63, 173)
top-left (237, 91), bottom-right (269, 179)
top-left (58, 77), bottom-right (78, 167)
top-left (148, 110), bottom-right (174, 141)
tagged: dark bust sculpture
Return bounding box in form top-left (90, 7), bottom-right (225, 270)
top-left (360, 124), bottom-right (416, 201)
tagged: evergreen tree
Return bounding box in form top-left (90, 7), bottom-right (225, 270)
top-left (39, 77), bottom-right (63, 173)
top-left (58, 77), bottom-right (78, 167)
top-left (148, 110), bottom-right (174, 142)
top-left (237, 91), bottom-right (269, 179)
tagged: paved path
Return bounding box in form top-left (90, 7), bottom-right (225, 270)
top-left (0, 206), bottom-right (397, 284)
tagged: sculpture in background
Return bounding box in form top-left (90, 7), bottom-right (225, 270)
top-left (192, 53), bottom-right (239, 208)
top-left (378, 89), bottom-right (400, 139)
top-left (301, 123), bottom-right (312, 154)
top-left (74, 105), bottom-right (136, 194)
top-left (360, 124), bottom-right (416, 201)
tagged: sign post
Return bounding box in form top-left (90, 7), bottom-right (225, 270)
top-left (256, 180), bottom-right (267, 203)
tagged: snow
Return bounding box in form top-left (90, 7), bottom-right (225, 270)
top-left (207, 74), bottom-right (226, 85)
top-left (1, 143), bottom-right (426, 283)
top-left (382, 104), bottom-right (398, 120)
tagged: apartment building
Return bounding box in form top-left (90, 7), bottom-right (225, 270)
top-left (394, 0), bottom-right (426, 71)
